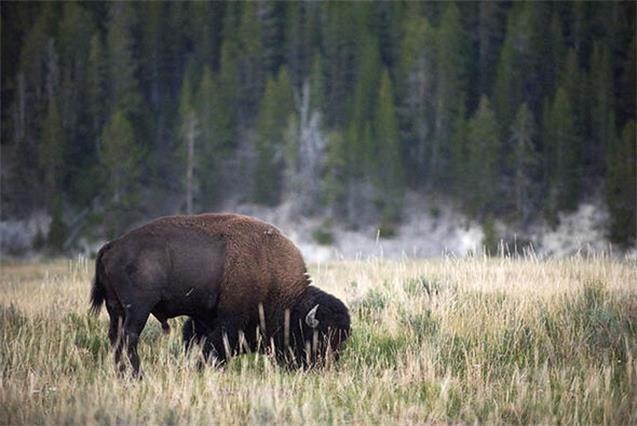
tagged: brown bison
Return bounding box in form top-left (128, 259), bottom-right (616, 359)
top-left (90, 213), bottom-right (350, 376)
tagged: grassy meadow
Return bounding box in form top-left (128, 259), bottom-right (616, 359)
top-left (1, 255), bottom-right (636, 424)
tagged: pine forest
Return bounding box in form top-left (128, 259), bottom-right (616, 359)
top-left (1, 1), bottom-right (635, 255)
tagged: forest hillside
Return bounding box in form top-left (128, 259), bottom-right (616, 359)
top-left (1, 2), bottom-right (635, 257)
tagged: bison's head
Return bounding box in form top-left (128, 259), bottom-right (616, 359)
top-left (283, 286), bottom-right (351, 368)
top-left (182, 286), bottom-right (351, 369)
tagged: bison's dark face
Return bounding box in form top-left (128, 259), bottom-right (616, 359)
top-left (286, 287), bottom-right (351, 368)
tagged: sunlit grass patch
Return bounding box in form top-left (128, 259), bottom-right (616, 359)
top-left (1, 256), bottom-right (636, 424)
top-left (403, 275), bottom-right (442, 297)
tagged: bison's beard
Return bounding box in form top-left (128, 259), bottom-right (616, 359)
top-left (275, 326), bottom-right (350, 369)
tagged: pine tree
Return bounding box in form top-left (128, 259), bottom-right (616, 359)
top-left (396, 14), bottom-right (436, 184)
top-left (57, 2), bottom-right (95, 156)
top-left (465, 95), bottom-right (500, 217)
top-left (373, 2), bottom-right (404, 69)
top-left (88, 33), bottom-right (108, 148)
top-left (196, 66), bottom-right (220, 208)
top-left (493, 4), bottom-right (549, 137)
top-left (139, 2), bottom-right (164, 109)
top-left (544, 87), bottom-right (579, 217)
top-left (373, 69), bottom-right (404, 223)
top-left (215, 39), bottom-right (239, 150)
top-left (2, 5), bottom-right (58, 214)
top-left (347, 35), bottom-right (381, 178)
top-left (285, 2), bottom-right (320, 89)
top-left (47, 194), bottom-right (67, 252)
top-left (448, 104), bottom-right (468, 200)
top-left (493, 22), bottom-right (515, 136)
top-left (308, 52), bottom-right (324, 114)
top-left (331, 30), bottom-right (384, 222)
top-left (607, 119), bottom-right (636, 247)
top-left (258, 0), bottom-right (285, 76)
top-left (100, 109), bottom-right (142, 236)
top-left (101, 109), bottom-right (141, 206)
top-left (164, 2), bottom-right (192, 96)
top-left (545, 12), bottom-right (566, 96)
top-left (525, 3), bottom-right (554, 116)
top-left (322, 2), bottom-right (358, 128)
top-left (236, 2), bottom-right (264, 121)
top-left (492, 4), bottom-right (537, 138)
top-left (54, 5), bottom-right (102, 207)
top-left (510, 103), bottom-right (540, 223)
top-left (588, 41), bottom-right (613, 177)
top-left (106, 3), bottom-right (142, 121)
top-left (254, 67), bottom-right (295, 205)
top-left (618, 35), bottom-right (635, 125)
top-left (433, 2), bottom-right (468, 186)
top-left (38, 97), bottom-right (65, 207)
top-left (571, 2), bottom-right (593, 56)
top-left (284, 2), bottom-right (305, 86)
top-left (58, 3), bottom-right (94, 106)
top-left (559, 48), bottom-right (586, 141)
top-left (18, 10), bottom-right (52, 124)
top-left (191, 2), bottom-right (222, 72)
top-left (477, 1), bottom-right (507, 97)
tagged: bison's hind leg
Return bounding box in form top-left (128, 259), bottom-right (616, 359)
top-left (120, 306), bottom-right (152, 379)
top-left (106, 302), bottom-right (126, 375)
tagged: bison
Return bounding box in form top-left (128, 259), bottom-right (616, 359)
top-left (89, 213), bottom-right (350, 377)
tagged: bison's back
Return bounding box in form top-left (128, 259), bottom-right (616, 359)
top-left (147, 214), bottom-right (310, 317)
top-left (101, 222), bottom-right (227, 318)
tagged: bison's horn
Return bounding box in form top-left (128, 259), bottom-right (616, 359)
top-left (305, 304), bottom-right (319, 328)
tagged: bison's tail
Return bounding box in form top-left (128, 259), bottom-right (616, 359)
top-left (90, 242), bottom-right (111, 315)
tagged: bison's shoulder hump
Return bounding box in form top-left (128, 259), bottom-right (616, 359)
top-left (147, 213), bottom-right (276, 236)
top-left (126, 213), bottom-right (302, 264)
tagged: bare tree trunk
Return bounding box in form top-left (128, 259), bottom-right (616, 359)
top-left (287, 80), bottom-right (326, 213)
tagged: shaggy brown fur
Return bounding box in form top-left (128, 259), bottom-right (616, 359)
top-left (164, 213), bottom-right (309, 326)
top-left (90, 213), bottom-right (350, 376)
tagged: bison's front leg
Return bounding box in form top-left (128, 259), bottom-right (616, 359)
top-left (196, 322), bottom-right (238, 366)
top-left (185, 319), bottom-right (243, 366)
top-left (182, 317), bottom-right (207, 352)
top-left (183, 318), bottom-right (224, 368)
top-left (215, 321), bottom-right (242, 364)
top-left (183, 317), bottom-right (213, 369)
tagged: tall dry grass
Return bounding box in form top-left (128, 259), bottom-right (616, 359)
top-left (1, 255), bottom-right (636, 424)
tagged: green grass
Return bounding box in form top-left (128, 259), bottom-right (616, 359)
top-left (1, 256), bottom-right (636, 424)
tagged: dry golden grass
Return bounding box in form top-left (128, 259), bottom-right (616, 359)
top-left (1, 255), bottom-right (636, 424)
